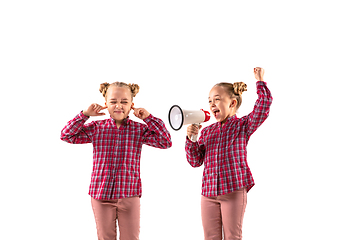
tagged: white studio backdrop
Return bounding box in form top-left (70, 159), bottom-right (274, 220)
top-left (1, 1), bottom-right (359, 239)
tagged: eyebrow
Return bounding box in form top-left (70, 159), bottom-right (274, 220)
top-left (208, 95), bottom-right (221, 99)
top-left (110, 98), bottom-right (129, 101)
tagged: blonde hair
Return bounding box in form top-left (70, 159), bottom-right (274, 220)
top-left (99, 82), bottom-right (140, 100)
top-left (214, 82), bottom-right (247, 110)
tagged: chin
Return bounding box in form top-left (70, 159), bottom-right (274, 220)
top-left (112, 114), bottom-right (128, 121)
top-left (214, 115), bottom-right (224, 122)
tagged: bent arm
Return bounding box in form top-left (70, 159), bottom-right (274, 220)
top-left (245, 81), bottom-right (273, 138)
top-left (185, 132), bottom-right (205, 168)
top-left (60, 111), bottom-right (95, 144)
top-left (142, 114), bottom-right (172, 149)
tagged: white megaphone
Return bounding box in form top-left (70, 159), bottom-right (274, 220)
top-left (168, 105), bottom-right (211, 142)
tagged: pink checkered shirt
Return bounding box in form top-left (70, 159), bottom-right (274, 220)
top-left (185, 81), bottom-right (272, 197)
top-left (61, 113), bottom-right (172, 200)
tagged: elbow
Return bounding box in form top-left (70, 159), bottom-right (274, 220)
top-left (268, 96), bottom-right (273, 105)
top-left (60, 133), bottom-right (67, 142)
top-left (188, 160), bottom-right (202, 168)
top-left (186, 154), bottom-right (203, 168)
top-left (60, 136), bottom-right (71, 144)
top-left (159, 139), bottom-right (172, 149)
top-left (165, 140), bottom-right (172, 149)
top-left (191, 163), bottom-right (202, 168)
top-left (60, 133), bottom-right (73, 144)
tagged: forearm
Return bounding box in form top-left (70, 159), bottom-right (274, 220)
top-left (185, 137), bottom-right (204, 167)
top-left (143, 114), bottom-right (172, 149)
top-left (60, 111), bottom-right (92, 144)
top-left (246, 81), bottom-right (273, 136)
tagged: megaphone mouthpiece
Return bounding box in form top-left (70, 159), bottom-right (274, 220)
top-left (201, 109), bottom-right (211, 122)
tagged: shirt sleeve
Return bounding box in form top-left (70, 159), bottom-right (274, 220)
top-left (244, 81), bottom-right (273, 138)
top-left (142, 114), bottom-right (172, 149)
top-left (185, 129), bottom-right (206, 167)
top-left (60, 111), bottom-right (96, 144)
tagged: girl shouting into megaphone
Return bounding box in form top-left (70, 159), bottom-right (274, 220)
top-left (186, 67), bottom-right (272, 240)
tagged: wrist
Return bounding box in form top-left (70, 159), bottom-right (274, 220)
top-left (82, 110), bottom-right (90, 117)
top-left (144, 113), bottom-right (151, 119)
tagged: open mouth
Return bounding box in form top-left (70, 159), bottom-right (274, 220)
top-left (212, 109), bottom-right (220, 118)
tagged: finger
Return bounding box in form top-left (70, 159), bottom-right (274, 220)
top-left (190, 127), bottom-right (199, 134)
top-left (188, 130), bottom-right (197, 135)
top-left (96, 106), bottom-right (102, 112)
top-left (101, 106), bottom-right (107, 110)
top-left (192, 124), bottom-right (201, 130)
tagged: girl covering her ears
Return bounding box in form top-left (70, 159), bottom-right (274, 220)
top-left (185, 67), bottom-right (272, 240)
top-left (61, 82), bottom-right (172, 240)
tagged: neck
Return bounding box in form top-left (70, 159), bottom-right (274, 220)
top-left (221, 113), bottom-right (236, 126)
top-left (114, 119), bottom-right (125, 128)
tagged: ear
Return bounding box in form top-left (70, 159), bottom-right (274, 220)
top-left (105, 102), bottom-right (108, 108)
top-left (230, 99), bottom-right (237, 108)
top-left (131, 102), bottom-right (134, 110)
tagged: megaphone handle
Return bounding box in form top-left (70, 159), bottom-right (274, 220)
top-left (190, 123), bottom-right (200, 142)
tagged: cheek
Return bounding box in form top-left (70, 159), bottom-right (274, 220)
top-left (219, 104), bottom-right (230, 113)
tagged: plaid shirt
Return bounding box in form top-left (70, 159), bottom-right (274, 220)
top-left (61, 112), bottom-right (172, 200)
top-left (185, 81), bottom-right (272, 197)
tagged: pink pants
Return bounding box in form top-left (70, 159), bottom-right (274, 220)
top-left (91, 197), bottom-right (140, 240)
top-left (201, 188), bottom-right (247, 240)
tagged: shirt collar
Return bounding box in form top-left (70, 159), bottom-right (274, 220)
top-left (109, 116), bottom-right (130, 126)
top-left (217, 114), bottom-right (238, 128)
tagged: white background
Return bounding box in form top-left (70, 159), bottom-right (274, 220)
top-left (1, 0), bottom-right (359, 239)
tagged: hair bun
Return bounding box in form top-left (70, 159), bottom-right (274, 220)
top-left (233, 82), bottom-right (247, 95)
top-left (128, 83), bottom-right (140, 97)
top-left (99, 82), bottom-right (110, 97)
